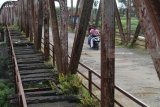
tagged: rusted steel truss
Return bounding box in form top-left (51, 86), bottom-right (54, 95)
top-left (135, 0), bottom-right (160, 79)
top-left (0, 0), bottom-right (160, 107)
top-left (101, 0), bottom-right (115, 107)
top-left (69, 0), bottom-right (94, 73)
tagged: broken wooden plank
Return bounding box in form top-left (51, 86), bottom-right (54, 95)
top-left (22, 77), bottom-right (56, 83)
top-left (17, 58), bottom-right (44, 63)
top-left (18, 63), bottom-right (53, 70)
top-left (25, 90), bottom-right (62, 97)
top-left (17, 59), bottom-right (44, 64)
top-left (16, 54), bottom-right (43, 59)
top-left (20, 69), bottom-right (55, 75)
top-left (21, 73), bottom-right (55, 79)
top-left (26, 96), bottom-right (80, 104)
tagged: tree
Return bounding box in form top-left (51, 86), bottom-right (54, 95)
top-left (118, 0), bottom-right (127, 6)
top-left (118, 0), bottom-right (127, 16)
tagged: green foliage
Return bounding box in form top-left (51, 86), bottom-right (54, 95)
top-left (8, 24), bottom-right (18, 29)
top-left (0, 80), bottom-right (14, 107)
top-left (116, 17), bottom-right (138, 34)
top-left (58, 73), bottom-right (82, 95)
top-left (0, 44), bottom-right (9, 78)
top-left (80, 88), bottom-right (99, 107)
top-left (49, 80), bottom-right (56, 90)
top-left (49, 73), bottom-right (99, 106)
top-left (57, 74), bottom-right (98, 106)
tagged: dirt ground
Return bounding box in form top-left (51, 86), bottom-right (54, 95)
top-left (67, 32), bottom-right (160, 107)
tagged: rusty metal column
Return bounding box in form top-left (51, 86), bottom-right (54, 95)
top-left (115, 0), bottom-right (125, 43)
top-left (43, 0), bottom-right (49, 61)
top-left (69, 0), bottom-right (94, 74)
top-left (130, 22), bottom-right (141, 47)
top-left (48, 0), bottom-right (63, 73)
top-left (126, 0), bottom-right (131, 44)
top-left (26, 0), bottom-right (30, 38)
top-left (30, 0), bottom-right (35, 42)
top-left (36, 0), bottom-right (43, 50)
top-left (135, 0), bottom-right (160, 79)
top-left (101, 0), bottom-right (115, 107)
top-left (59, 0), bottom-right (69, 74)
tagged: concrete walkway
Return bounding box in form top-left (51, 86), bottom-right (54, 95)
top-left (68, 32), bottom-right (160, 107)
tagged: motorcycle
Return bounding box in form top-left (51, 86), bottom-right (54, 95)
top-left (88, 35), bottom-right (100, 50)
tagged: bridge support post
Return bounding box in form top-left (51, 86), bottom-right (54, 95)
top-left (69, 0), bottom-right (94, 73)
top-left (43, 0), bottom-right (49, 61)
top-left (126, 0), bottom-right (131, 44)
top-left (49, 0), bottom-right (63, 73)
top-left (36, 0), bottom-right (43, 50)
top-left (101, 0), bottom-right (115, 107)
top-left (115, 0), bottom-right (125, 43)
top-left (59, 0), bottom-right (69, 74)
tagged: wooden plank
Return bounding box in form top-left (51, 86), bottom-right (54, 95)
top-left (15, 51), bottom-right (38, 55)
top-left (21, 73), bottom-right (54, 79)
top-left (14, 46), bottom-right (34, 49)
top-left (17, 59), bottom-right (44, 64)
top-left (14, 48), bottom-right (36, 52)
top-left (24, 88), bottom-right (52, 92)
top-left (18, 63), bottom-right (53, 70)
top-left (18, 63), bottom-right (52, 67)
top-left (20, 69), bottom-right (54, 75)
top-left (13, 42), bottom-right (34, 46)
top-left (17, 58), bottom-right (44, 62)
top-left (16, 55), bottom-right (43, 59)
top-left (25, 90), bottom-right (61, 97)
top-left (26, 96), bottom-right (80, 104)
top-left (16, 53), bottom-right (42, 57)
top-left (22, 77), bottom-right (55, 83)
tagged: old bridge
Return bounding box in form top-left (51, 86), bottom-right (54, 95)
top-left (0, 0), bottom-right (159, 107)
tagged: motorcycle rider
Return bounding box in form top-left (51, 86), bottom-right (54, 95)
top-left (88, 26), bottom-right (100, 48)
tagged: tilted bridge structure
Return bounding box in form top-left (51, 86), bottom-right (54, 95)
top-left (0, 0), bottom-right (159, 107)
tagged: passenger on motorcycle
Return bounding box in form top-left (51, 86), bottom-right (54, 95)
top-left (88, 27), bottom-right (100, 48)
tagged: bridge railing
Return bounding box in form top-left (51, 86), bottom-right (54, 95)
top-left (7, 27), bottom-right (27, 107)
top-left (41, 38), bottom-right (148, 107)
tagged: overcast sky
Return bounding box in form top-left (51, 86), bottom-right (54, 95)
top-left (0, 0), bottom-right (120, 8)
top-left (56, 0), bottom-right (120, 8)
top-left (0, 0), bottom-right (16, 7)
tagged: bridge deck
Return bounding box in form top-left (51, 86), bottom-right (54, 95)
top-left (9, 28), bottom-right (79, 107)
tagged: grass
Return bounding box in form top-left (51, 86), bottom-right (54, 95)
top-left (116, 17), bottom-right (139, 34)
top-left (0, 38), bottom-right (14, 107)
top-left (69, 16), bottom-right (139, 35)
top-left (0, 80), bottom-right (14, 107)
